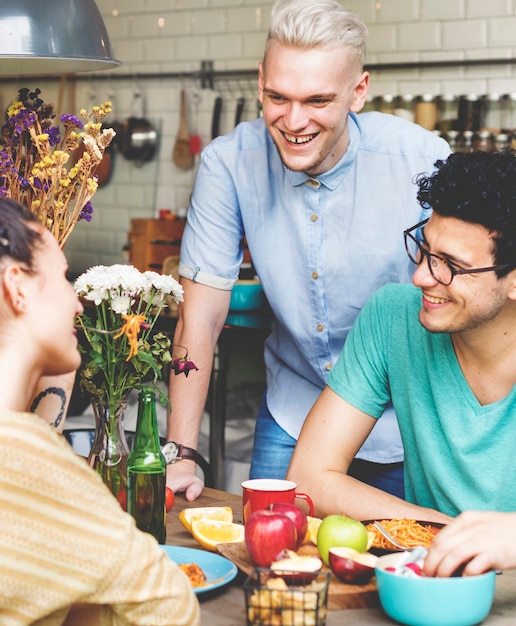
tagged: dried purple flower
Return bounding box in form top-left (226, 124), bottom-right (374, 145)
top-left (47, 125), bottom-right (61, 146)
top-left (0, 87), bottom-right (115, 247)
top-left (171, 356), bottom-right (199, 377)
top-left (79, 201), bottom-right (94, 222)
top-left (60, 113), bottom-right (84, 129)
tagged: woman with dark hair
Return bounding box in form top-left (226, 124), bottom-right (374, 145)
top-left (0, 198), bottom-right (199, 625)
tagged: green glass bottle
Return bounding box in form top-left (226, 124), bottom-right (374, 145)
top-left (127, 388), bottom-right (166, 544)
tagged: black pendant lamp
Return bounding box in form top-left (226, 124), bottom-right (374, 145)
top-left (0, 0), bottom-right (121, 76)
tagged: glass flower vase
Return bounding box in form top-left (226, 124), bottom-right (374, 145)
top-left (88, 399), bottom-right (130, 510)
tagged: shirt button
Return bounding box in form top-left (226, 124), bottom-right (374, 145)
top-left (325, 363), bottom-right (332, 371)
top-left (312, 271), bottom-right (318, 280)
top-left (316, 323), bottom-right (324, 332)
top-left (311, 214), bottom-right (318, 222)
top-left (306, 178), bottom-right (320, 188)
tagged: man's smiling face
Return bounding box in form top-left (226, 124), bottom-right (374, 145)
top-left (258, 40), bottom-right (369, 176)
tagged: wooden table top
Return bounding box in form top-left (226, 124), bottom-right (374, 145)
top-left (166, 488), bottom-right (516, 625)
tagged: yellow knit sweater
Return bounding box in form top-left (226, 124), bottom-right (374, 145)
top-left (0, 410), bottom-right (200, 626)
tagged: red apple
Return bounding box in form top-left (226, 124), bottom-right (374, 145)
top-left (245, 509), bottom-right (298, 567)
top-left (266, 502), bottom-right (307, 550)
top-left (329, 546), bottom-right (378, 584)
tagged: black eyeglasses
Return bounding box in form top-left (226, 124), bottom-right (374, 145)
top-left (403, 219), bottom-right (516, 286)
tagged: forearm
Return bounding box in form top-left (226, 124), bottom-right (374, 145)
top-left (289, 463), bottom-right (451, 524)
top-left (167, 321), bottom-right (217, 447)
top-left (166, 281), bottom-right (230, 497)
top-left (167, 279), bottom-right (230, 445)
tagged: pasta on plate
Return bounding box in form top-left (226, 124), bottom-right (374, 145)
top-left (365, 519), bottom-right (442, 551)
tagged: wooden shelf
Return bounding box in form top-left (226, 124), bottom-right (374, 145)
top-left (129, 218), bottom-right (185, 273)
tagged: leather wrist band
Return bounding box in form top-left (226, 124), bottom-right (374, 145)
top-left (162, 441), bottom-right (211, 479)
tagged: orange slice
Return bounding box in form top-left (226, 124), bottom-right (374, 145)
top-left (190, 518), bottom-right (245, 552)
top-left (178, 506), bottom-right (233, 533)
top-left (303, 515), bottom-right (323, 545)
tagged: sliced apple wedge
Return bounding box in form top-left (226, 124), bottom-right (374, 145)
top-left (271, 554), bottom-right (323, 585)
top-left (329, 546), bottom-right (378, 584)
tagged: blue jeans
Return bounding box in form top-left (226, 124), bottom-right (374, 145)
top-left (249, 395), bottom-right (405, 499)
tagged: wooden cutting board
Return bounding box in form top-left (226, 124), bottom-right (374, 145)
top-left (216, 542), bottom-right (379, 610)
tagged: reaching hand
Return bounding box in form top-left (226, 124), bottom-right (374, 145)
top-left (166, 460), bottom-right (204, 501)
top-left (424, 510), bottom-right (516, 577)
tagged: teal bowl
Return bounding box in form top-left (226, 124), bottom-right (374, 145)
top-left (375, 553), bottom-right (496, 626)
top-left (229, 280), bottom-right (265, 311)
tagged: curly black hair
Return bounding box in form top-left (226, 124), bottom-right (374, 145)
top-left (416, 150), bottom-right (516, 274)
top-left (0, 197), bottom-right (41, 273)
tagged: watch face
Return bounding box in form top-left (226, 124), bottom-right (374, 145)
top-left (162, 441), bottom-right (179, 464)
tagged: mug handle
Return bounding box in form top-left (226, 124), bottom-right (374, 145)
top-left (294, 492), bottom-right (314, 517)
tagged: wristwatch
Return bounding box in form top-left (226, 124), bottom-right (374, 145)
top-left (162, 441), bottom-right (211, 478)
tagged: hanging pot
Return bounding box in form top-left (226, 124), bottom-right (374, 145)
top-left (118, 91), bottom-right (158, 165)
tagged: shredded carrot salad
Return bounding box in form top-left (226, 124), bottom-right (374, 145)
top-left (366, 519), bottom-right (441, 550)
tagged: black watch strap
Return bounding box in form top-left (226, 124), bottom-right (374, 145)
top-left (162, 441), bottom-right (212, 485)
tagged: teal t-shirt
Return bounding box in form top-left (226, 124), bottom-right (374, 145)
top-left (328, 283), bottom-right (516, 516)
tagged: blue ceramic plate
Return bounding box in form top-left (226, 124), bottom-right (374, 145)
top-left (160, 545), bottom-right (238, 595)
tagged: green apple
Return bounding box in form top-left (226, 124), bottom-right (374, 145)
top-left (316, 514), bottom-right (368, 565)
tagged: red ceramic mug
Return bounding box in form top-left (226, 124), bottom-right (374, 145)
top-left (241, 478), bottom-right (314, 523)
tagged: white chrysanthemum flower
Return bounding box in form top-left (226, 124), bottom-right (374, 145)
top-left (80, 264), bottom-right (143, 297)
top-left (140, 272), bottom-right (154, 303)
top-left (143, 270), bottom-right (184, 304)
top-left (86, 288), bottom-right (108, 305)
top-left (110, 293), bottom-right (132, 315)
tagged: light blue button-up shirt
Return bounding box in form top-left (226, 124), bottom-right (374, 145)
top-left (180, 112), bottom-right (451, 463)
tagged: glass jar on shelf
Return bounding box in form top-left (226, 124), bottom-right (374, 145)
top-left (393, 94), bottom-right (414, 122)
top-left (483, 93), bottom-right (502, 135)
top-left (494, 132), bottom-right (512, 151)
top-left (473, 129), bottom-right (495, 152)
top-left (437, 94), bottom-right (459, 134)
top-left (457, 94), bottom-right (483, 132)
top-left (414, 94), bottom-right (438, 130)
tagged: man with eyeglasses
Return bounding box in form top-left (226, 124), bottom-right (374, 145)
top-left (288, 149), bottom-right (516, 523)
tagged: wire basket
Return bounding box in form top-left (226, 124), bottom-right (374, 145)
top-left (243, 568), bottom-right (331, 626)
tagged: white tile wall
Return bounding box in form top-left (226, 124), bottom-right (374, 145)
top-left (1, 0), bottom-right (516, 274)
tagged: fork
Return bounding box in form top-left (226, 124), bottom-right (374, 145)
top-left (373, 521), bottom-right (415, 551)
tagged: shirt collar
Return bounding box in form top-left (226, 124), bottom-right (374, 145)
top-left (284, 112), bottom-right (361, 190)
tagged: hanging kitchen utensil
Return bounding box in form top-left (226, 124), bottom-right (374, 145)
top-left (118, 90), bottom-right (158, 166)
top-left (234, 96), bottom-right (246, 128)
top-left (189, 90), bottom-right (202, 156)
top-left (211, 95), bottom-right (223, 139)
top-left (172, 89), bottom-right (194, 169)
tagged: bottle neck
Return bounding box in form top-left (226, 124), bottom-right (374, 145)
top-left (133, 389), bottom-right (161, 452)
